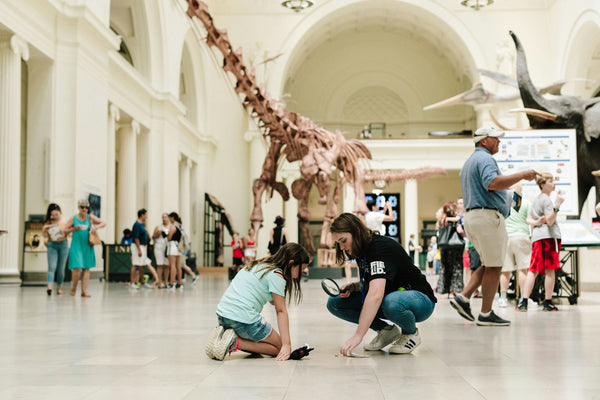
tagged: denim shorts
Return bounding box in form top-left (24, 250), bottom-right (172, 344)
top-left (217, 315), bottom-right (272, 342)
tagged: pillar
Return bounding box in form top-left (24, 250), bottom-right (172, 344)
top-left (0, 35), bottom-right (29, 284)
top-left (107, 104), bottom-right (119, 242)
top-left (179, 156), bottom-right (191, 228)
top-left (116, 120), bottom-right (138, 236)
top-left (404, 179), bottom-right (419, 266)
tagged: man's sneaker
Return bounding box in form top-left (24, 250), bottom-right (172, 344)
top-left (192, 275), bottom-right (199, 285)
top-left (205, 325), bottom-right (224, 359)
top-left (516, 298), bottom-right (528, 312)
top-left (476, 311), bottom-right (510, 326)
top-left (212, 328), bottom-right (238, 361)
top-left (449, 295), bottom-right (475, 321)
top-left (389, 329), bottom-right (421, 354)
top-left (364, 325), bottom-right (402, 351)
top-left (542, 300), bottom-right (558, 312)
top-left (498, 297), bottom-right (508, 308)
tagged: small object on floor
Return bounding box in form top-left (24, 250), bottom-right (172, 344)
top-left (289, 344), bottom-right (314, 360)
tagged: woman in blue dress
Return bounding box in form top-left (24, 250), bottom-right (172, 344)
top-left (65, 198), bottom-right (105, 297)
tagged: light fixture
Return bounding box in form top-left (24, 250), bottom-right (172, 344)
top-left (281, 0), bottom-right (314, 12)
top-left (460, 0), bottom-right (493, 11)
top-left (372, 179), bottom-right (386, 196)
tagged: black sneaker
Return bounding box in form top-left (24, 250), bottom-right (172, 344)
top-left (476, 311), bottom-right (511, 326)
top-left (449, 295), bottom-right (475, 321)
top-left (516, 298), bottom-right (528, 312)
top-left (542, 301), bottom-right (558, 312)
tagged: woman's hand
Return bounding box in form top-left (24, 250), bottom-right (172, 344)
top-left (339, 283), bottom-right (354, 298)
top-left (340, 334), bottom-right (362, 356)
top-left (276, 344), bottom-right (291, 361)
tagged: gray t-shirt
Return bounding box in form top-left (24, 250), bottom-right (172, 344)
top-left (529, 193), bottom-right (561, 242)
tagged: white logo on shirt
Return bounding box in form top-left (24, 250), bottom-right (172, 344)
top-left (370, 261), bottom-right (385, 275)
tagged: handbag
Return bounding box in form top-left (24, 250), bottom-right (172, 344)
top-left (437, 222), bottom-right (465, 249)
top-left (88, 219), bottom-right (102, 246)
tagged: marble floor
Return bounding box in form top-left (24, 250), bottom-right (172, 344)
top-left (1, 273), bottom-right (600, 400)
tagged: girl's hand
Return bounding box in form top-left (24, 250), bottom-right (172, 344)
top-left (340, 334), bottom-right (362, 356)
top-left (276, 344), bottom-right (291, 361)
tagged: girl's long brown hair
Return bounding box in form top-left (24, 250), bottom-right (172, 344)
top-left (245, 242), bottom-right (309, 304)
top-left (330, 213), bottom-right (376, 266)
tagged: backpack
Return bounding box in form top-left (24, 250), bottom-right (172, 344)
top-left (177, 226), bottom-right (191, 254)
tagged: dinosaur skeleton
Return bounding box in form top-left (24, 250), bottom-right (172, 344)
top-left (185, 1), bottom-right (448, 252)
top-left (185, 0), bottom-right (373, 253)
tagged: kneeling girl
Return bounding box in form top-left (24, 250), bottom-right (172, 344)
top-left (206, 242), bottom-right (310, 361)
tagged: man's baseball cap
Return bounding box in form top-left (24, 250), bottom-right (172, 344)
top-left (473, 126), bottom-right (505, 143)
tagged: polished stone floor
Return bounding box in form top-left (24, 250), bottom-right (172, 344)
top-left (2, 273), bottom-right (600, 400)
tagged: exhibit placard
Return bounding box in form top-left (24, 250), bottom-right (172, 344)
top-left (494, 129), bottom-right (578, 215)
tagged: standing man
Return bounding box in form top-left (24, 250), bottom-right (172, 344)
top-left (449, 126), bottom-right (539, 326)
top-left (407, 234), bottom-right (421, 264)
top-left (130, 209), bottom-right (157, 289)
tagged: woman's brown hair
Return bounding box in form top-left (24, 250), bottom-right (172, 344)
top-left (329, 213), bottom-right (376, 266)
top-left (245, 242), bottom-right (309, 304)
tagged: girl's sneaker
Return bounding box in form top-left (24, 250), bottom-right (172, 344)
top-left (205, 326), bottom-right (224, 359)
top-left (212, 328), bottom-right (238, 361)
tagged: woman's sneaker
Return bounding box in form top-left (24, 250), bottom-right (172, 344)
top-left (364, 325), bottom-right (402, 351)
top-left (389, 329), bottom-right (421, 354)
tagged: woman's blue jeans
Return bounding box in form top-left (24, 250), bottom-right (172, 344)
top-left (47, 240), bottom-right (69, 285)
top-left (327, 290), bottom-right (435, 335)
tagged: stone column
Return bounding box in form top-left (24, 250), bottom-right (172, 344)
top-left (403, 179), bottom-right (419, 267)
top-left (0, 35), bottom-right (29, 284)
top-left (106, 104), bottom-right (119, 242)
top-left (116, 120), bottom-right (139, 236)
top-left (179, 157), bottom-right (191, 228)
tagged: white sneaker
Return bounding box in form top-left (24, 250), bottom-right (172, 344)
top-left (389, 329), bottom-right (421, 354)
top-left (498, 297), bottom-right (508, 308)
top-left (129, 283), bottom-right (139, 290)
top-left (143, 283), bottom-right (153, 289)
top-left (528, 299), bottom-right (539, 310)
top-left (205, 325), bottom-right (224, 359)
top-left (364, 325), bottom-right (402, 351)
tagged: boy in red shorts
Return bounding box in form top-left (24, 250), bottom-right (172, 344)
top-left (517, 173), bottom-right (564, 312)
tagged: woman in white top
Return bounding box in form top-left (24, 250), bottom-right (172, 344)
top-left (152, 213), bottom-right (171, 288)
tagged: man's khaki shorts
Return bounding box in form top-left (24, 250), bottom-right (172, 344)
top-left (502, 236), bottom-right (531, 272)
top-left (464, 209), bottom-right (507, 267)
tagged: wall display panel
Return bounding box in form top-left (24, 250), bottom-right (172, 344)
top-left (494, 130), bottom-right (578, 215)
top-left (365, 193), bottom-right (401, 242)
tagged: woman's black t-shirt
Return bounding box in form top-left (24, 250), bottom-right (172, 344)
top-left (360, 235), bottom-right (437, 303)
